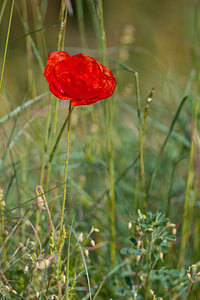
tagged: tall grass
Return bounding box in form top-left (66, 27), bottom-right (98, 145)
top-left (1, 0), bottom-right (200, 299)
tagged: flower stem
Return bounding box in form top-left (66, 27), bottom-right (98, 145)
top-left (60, 101), bottom-right (72, 233)
top-left (65, 219), bottom-right (74, 300)
top-left (56, 101), bottom-right (72, 298)
top-left (98, 0), bottom-right (116, 265)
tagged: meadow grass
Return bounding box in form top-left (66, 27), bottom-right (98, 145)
top-left (1, 0), bottom-right (200, 299)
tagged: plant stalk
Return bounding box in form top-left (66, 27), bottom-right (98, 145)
top-left (60, 101), bottom-right (72, 233)
top-left (0, 0), bottom-right (15, 91)
top-left (98, 0), bottom-right (116, 265)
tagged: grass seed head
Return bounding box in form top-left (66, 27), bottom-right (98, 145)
top-left (0, 186), bottom-right (3, 201)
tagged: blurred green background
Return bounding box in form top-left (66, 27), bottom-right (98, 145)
top-left (0, 0), bottom-right (192, 107)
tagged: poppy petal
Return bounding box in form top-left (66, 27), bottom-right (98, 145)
top-left (44, 51), bottom-right (117, 106)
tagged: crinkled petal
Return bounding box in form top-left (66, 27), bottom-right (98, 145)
top-left (48, 82), bottom-right (72, 100)
top-left (71, 97), bottom-right (102, 107)
top-left (44, 51), bottom-right (117, 105)
top-left (44, 51), bottom-right (71, 82)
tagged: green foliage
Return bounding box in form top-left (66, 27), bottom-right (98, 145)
top-left (117, 210), bottom-right (190, 299)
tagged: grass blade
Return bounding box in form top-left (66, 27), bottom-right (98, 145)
top-left (0, 93), bottom-right (48, 124)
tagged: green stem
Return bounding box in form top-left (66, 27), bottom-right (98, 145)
top-left (46, 109), bottom-right (73, 185)
top-left (75, 0), bottom-right (88, 49)
top-left (145, 235), bottom-right (152, 299)
top-left (37, 0), bottom-right (68, 247)
top-left (39, 97), bottom-right (53, 186)
top-left (0, 0), bottom-right (8, 25)
top-left (179, 1), bottom-right (200, 266)
top-left (134, 72), bottom-right (146, 209)
top-left (60, 101), bottom-right (72, 235)
top-left (45, 0), bottom-right (68, 187)
top-left (57, 101), bottom-right (72, 298)
top-left (0, 195), bottom-right (5, 243)
top-left (65, 220), bottom-right (73, 300)
top-left (185, 281), bottom-right (193, 300)
top-left (0, 0), bottom-right (15, 91)
top-left (179, 99), bottom-right (198, 267)
top-left (98, 0), bottom-right (116, 265)
top-left (146, 95), bottom-right (189, 199)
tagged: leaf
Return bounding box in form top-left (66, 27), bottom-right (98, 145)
top-left (129, 237), bottom-right (137, 246)
top-left (120, 248), bottom-right (141, 255)
top-left (124, 276), bottom-right (133, 289)
top-left (117, 288), bottom-right (129, 296)
top-left (165, 235), bottom-right (176, 241)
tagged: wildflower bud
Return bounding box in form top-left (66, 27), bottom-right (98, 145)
top-left (149, 289), bottom-right (154, 296)
top-left (12, 290), bottom-right (17, 295)
top-left (172, 228), bottom-right (176, 235)
top-left (91, 239), bottom-right (95, 247)
top-left (26, 253), bottom-right (31, 259)
top-left (0, 187), bottom-right (3, 201)
top-left (138, 209), bottom-right (142, 219)
top-left (136, 255), bottom-right (140, 263)
top-left (134, 292), bottom-right (137, 299)
top-left (160, 252), bottom-right (163, 260)
top-left (19, 243), bottom-right (24, 248)
top-left (35, 185), bottom-right (47, 212)
top-left (85, 249), bottom-right (89, 258)
top-left (94, 227), bottom-right (100, 232)
top-left (147, 228), bottom-right (153, 232)
top-left (147, 97), bottom-right (152, 103)
top-left (138, 240), bottom-right (141, 247)
top-left (36, 196), bottom-right (46, 212)
top-left (63, 275), bottom-right (66, 283)
top-left (36, 258), bottom-right (51, 270)
top-left (79, 232), bottom-right (83, 242)
top-left (187, 272), bottom-right (192, 281)
top-left (1, 201), bottom-right (5, 207)
top-left (196, 272), bottom-right (200, 277)
top-left (36, 291), bottom-right (40, 297)
top-left (24, 265), bottom-right (29, 273)
top-left (128, 221), bottom-right (132, 229)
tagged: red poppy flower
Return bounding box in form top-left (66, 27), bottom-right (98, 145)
top-left (44, 51), bottom-right (117, 106)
